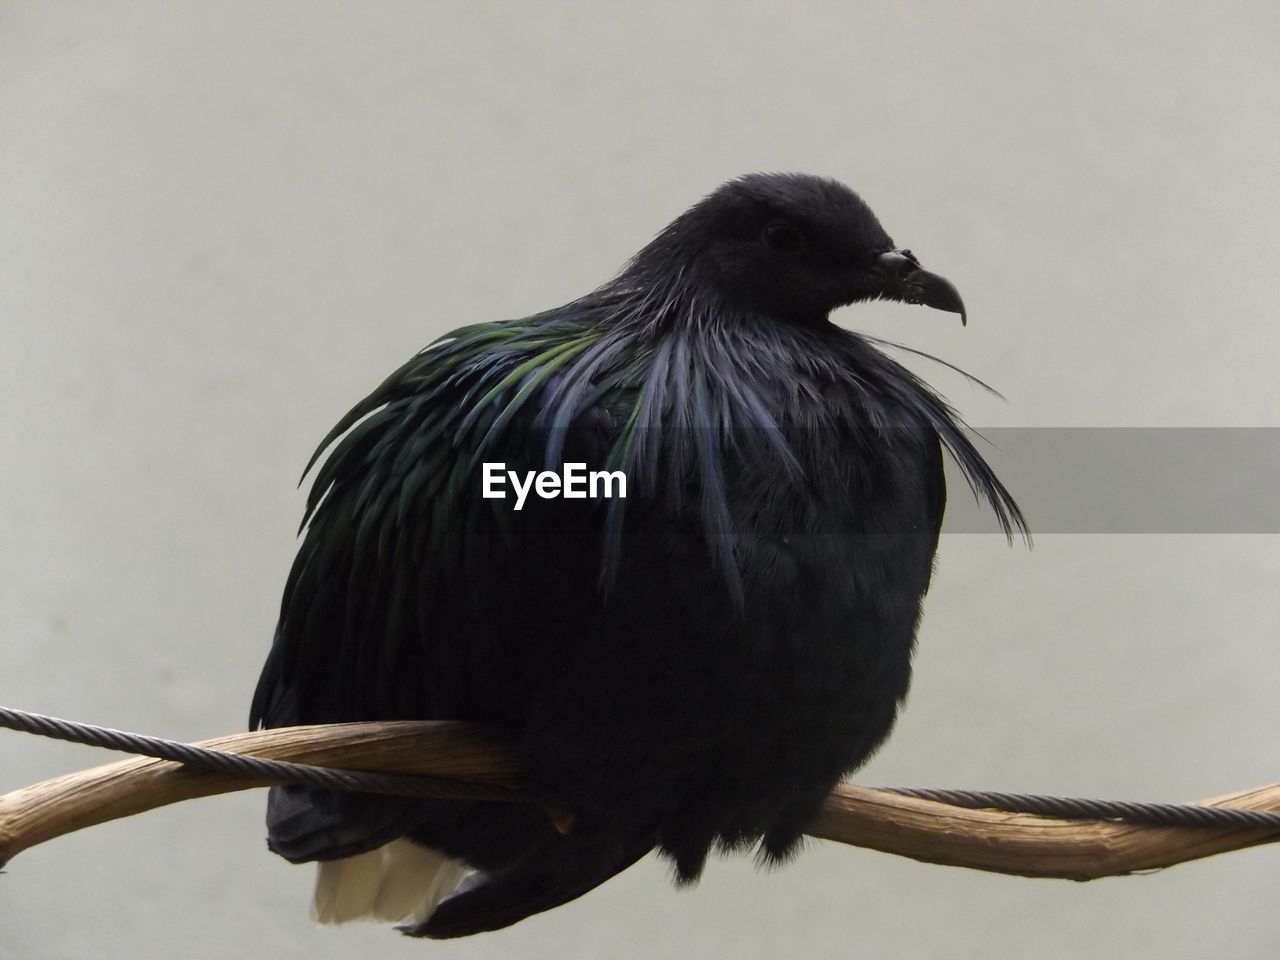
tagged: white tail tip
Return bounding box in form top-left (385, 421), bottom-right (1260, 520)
top-left (312, 839), bottom-right (472, 926)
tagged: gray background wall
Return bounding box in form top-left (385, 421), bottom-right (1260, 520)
top-left (2, 2), bottom-right (1278, 958)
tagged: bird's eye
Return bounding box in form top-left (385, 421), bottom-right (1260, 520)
top-left (763, 222), bottom-right (803, 255)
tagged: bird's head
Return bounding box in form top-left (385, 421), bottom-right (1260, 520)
top-left (628, 173), bottom-right (966, 327)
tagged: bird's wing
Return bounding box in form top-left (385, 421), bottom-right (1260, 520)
top-left (249, 316), bottom-right (622, 860)
top-left (251, 317), bottom-right (611, 728)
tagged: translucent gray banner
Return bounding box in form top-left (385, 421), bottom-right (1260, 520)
top-left (942, 428), bottom-right (1280, 534)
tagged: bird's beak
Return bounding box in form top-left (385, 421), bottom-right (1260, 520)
top-left (872, 249), bottom-right (967, 326)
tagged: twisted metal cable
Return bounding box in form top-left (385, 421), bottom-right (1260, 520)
top-left (4, 705), bottom-right (1280, 831)
top-left (0, 705), bottom-right (521, 803)
top-left (883, 787), bottom-right (1280, 832)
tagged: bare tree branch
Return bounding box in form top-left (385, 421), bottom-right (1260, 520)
top-left (2, 721), bottom-right (1278, 879)
top-left (807, 782), bottom-right (1280, 879)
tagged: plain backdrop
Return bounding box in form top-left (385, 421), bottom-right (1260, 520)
top-left (2, 3), bottom-right (1278, 958)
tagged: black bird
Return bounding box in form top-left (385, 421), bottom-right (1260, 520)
top-left (250, 173), bottom-right (1024, 938)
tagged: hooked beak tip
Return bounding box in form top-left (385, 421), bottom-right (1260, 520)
top-left (873, 250), bottom-right (967, 324)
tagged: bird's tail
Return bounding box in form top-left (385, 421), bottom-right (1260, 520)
top-left (405, 829), bottom-right (654, 939)
top-left (312, 839), bottom-right (473, 926)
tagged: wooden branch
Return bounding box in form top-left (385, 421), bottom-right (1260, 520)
top-left (2, 721), bottom-right (1278, 880)
top-left (807, 783), bottom-right (1280, 880)
top-left (0, 721), bottom-right (521, 868)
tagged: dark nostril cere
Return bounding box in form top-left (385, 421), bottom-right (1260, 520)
top-left (875, 250), bottom-right (919, 278)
